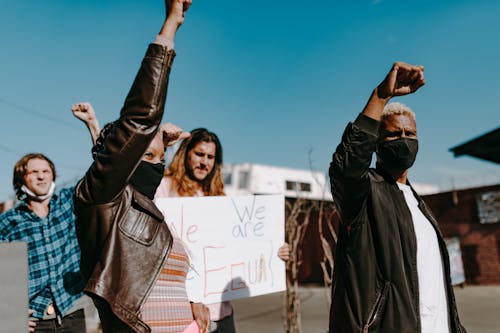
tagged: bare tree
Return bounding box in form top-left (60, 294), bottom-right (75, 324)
top-left (281, 148), bottom-right (338, 333)
top-left (282, 197), bottom-right (313, 333)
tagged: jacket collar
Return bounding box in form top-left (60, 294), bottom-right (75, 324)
top-left (129, 187), bottom-right (164, 222)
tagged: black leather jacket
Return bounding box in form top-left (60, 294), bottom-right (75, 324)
top-left (328, 114), bottom-right (466, 333)
top-left (74, 43), bottom-right (175, 333)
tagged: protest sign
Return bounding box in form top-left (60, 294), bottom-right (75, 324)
top-left (155, 194), bottom-right (286, 304)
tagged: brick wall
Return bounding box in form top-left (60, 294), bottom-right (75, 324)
top-left (423, 184), bottom-right (500, 285)
top-left (294, 184), bottom-right (500, 285)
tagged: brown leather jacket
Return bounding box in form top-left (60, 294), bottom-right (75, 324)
top-left (74, 43), bottom-right (175, 333)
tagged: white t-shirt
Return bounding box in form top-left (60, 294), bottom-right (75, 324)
top-left (397, 182), bottom-right (450, 333)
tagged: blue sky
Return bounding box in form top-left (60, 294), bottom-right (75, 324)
top-left (1, 0), bottom-right (499, 201)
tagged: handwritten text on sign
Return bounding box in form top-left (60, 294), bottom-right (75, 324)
top-left (155, 195), bottom-right (285, 304)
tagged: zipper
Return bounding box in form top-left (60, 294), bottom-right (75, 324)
top-left (363, 282), bottom-right (390, 333)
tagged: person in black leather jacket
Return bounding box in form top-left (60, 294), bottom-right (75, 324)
top-left (73, 1), bottom-right (210, 332)
top-left (328, 62), bottom-right (466, 333)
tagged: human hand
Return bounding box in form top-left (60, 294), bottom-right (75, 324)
top-left (377, 62), bottom-right (425, 99)
top-left (165, 0), bottom-right (192, 28)
top-left (71, 102), bottom-right (97, 125)
top-left (160, 122), bottom-right (190, 147)
top-left (278, 243), bottom-right (290, 262)
top-left (28, 309), bottom-right (37, 332)
top-left (190, 302), bottom-right (210, 333)
top-left (71, 101), bottom-right (101, 144)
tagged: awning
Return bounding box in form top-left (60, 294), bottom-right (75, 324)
top-left (450, 127), bottom-right (500, 164)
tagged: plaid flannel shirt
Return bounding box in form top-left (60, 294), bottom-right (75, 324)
top-left (0, 187), bottom-right (84, 318)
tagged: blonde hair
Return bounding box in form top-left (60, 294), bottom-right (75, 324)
top-left (382, 102), bottom-right (416, 122)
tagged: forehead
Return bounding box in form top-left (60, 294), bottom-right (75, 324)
top-left (191, 141), bottom-right (216, 153)
top-left (381, 114), bottom-right (416, 131)
top-left (26, 158), bottom-right (51, 171)
top-left (148, 134), bottom-right (166, 153)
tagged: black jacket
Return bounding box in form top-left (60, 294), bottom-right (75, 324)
top-left (328, 114), bottom-right (466, 333)
top-left (74, 43), bottom-right (175, 333)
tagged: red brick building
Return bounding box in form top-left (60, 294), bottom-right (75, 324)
top-left (422, 184), bottom-right (500, 285)
top-left (294, 183), bottom-right (500, 286)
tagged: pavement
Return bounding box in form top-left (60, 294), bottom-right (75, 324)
top-left (231, 285), bottom-right (500, 333)
top-left (85, 285), bottom-right (500, 332)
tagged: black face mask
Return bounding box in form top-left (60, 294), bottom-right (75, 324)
top-left (377, 138), bottom-right (419, 171)
top-left (129, 161), bottom-right (164, 199)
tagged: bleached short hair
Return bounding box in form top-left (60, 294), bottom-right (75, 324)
top-left (381, 102), bottom-right (416, 122)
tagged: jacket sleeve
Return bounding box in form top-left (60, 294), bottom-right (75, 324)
top-left (329, 113), bottom-right (380, 224)
top-left (76, 43), bottom-right (176, 204)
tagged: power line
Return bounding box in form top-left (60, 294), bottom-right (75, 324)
top-left (0, 98), bottom-right (78, 129)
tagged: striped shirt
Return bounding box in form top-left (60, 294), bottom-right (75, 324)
top-left (155, 176), bottom-right (233, 321)
top-left (141, 237), bottom-right (193, 332)
top-left (0, 187), bottom-right (84, 318)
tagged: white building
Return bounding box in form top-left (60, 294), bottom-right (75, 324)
top-left (222, 163), bottom-right (331, 201)
top-left (221, 162), bottom-right (440, 199)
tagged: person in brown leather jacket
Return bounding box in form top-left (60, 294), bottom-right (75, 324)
top-left (73, 1), bottom-right (210, 332)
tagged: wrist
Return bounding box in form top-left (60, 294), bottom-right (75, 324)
top-left (374, 86), bottom-right (392, 102)
top-left (154, 35), bottom-right (175, 50)
top-left (362, 89), bottom-right (389, 121)
top-left (159, 19), bottom-right (180, 41)
top-left (88, 121), bottom-right (100, 130)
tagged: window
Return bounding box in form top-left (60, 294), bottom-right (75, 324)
top-left (223, 172), bottom-right (232, 186)
top-left (299, 182), bottom-right (311, 192)
top-left (238, 171), bottom-right (250, 189)
top-left (476, 190), bottom-right (500, 224)
top-left (286, 180), bottom-right (297, 191)
top-left (286, 180), bottom-right (311, 192)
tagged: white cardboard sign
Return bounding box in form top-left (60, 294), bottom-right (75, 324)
top-left (155, 195), bottom-right (286, 304)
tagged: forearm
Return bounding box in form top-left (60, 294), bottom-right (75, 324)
top-left (159, 0), bottom-right (190, 43)
top-left (86, 120), bottom-right (100, 145)
top-left (361, 88), bottom-right (391, 121)
top-left (329, 114), bottom-right (379, 221)
top-left (79, 44), bottom-right (175, 204)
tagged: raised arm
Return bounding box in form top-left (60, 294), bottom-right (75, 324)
top-left (160, 0), bottom-right (192, 42)
top-left (160, 122), bottom-right (191, 147)
top-left (329, 62), bottom-right (425, 223)
top-left (71, 102), bottom-right (101, 145)
top-left (76, 0), bottom-right (191, 204)
top-left (362, 61), bottom-right (425, 121)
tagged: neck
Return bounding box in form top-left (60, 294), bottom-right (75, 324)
top-left (28, 198), bottom-right (50, 218)
top-left (377, 163), bottom-right (409, 184)
top-left (395, 171), bottom-right (408, 184)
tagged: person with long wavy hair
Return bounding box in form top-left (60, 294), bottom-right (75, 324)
top-left (156, 128), bottom-right (224, 198)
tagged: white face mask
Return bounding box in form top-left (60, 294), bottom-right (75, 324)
top-left (21, 182), bottom-right (55, 201)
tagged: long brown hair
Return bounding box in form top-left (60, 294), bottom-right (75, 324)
top-left (165, 128), bottom-right (224, 196)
